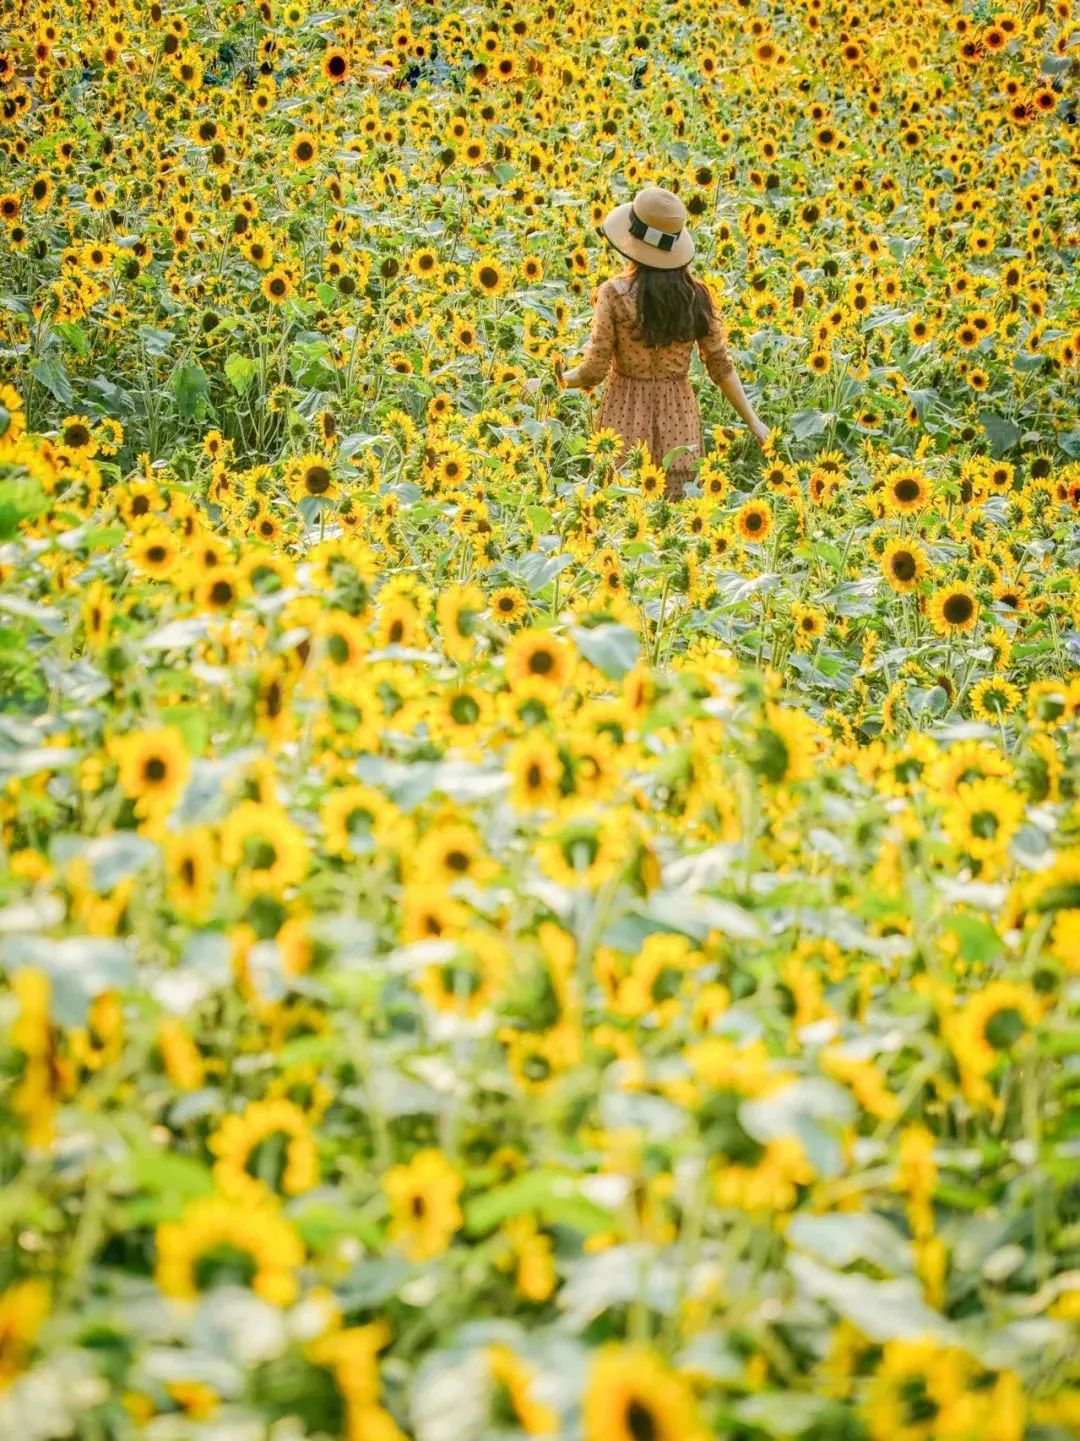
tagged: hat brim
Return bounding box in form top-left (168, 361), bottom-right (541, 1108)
top-left (601, 201), bottom-right (695, 270)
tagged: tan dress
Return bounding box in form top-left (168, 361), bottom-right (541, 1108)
top-left (561, 274), bottom-right (736, 499)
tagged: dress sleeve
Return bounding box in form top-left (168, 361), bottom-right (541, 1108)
top-left (561, 281), bottom-right (616, 389)
top-left (698, 299), bottom-right (735, 384)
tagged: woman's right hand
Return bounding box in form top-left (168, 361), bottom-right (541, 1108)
top-left (749, 417), bottom-right (772, 448)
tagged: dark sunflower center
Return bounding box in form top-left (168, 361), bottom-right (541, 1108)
top-left (943, 594), bottom-right (974, 624)
top-left (626, 1399), bottom-right (659, 1441)
top-left (194, 1242), bottom-right (257, 1292)
top-left (529, 649), bottom-right (555, 676)
top-left (144, 756), bottom-right (168, 782)
top-left (891, 551), bottom-right (916, 581)
top-left (985, 1006), bottom-right (1024, 1049)
top-left (450, 695), bottom-right (480, 724)
top-left (894, 478), bottom-right (920, 502)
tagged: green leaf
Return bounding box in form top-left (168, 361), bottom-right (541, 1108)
top-left (292, 1201), bottom-right (382, 1250)
top-left (788, 408), bottom-right (833, 441)
top-left (224, 352), bottom-right (259, 395)
top-left (172, 361), bottom-right (212, 421)
top-left (127, 1144), bottom-right (214, 1211)
top-left (160, 704), bottom-right (211, 756)
top-left (978, 410), bottom-right (1021, 457)
top-left (740, 1078), bottom-right (854, 1177)
top-left (570, 622), bottom-right (639, 679)
top-left (514, 549), bottom-right (576, 594)
top-left (0, 934), bottom-right (134, 1025)
top-left (54, 322), bottom-right (89, 356)
top-left (464, 1169), bottom-right (613, 1237)
top-left (29, 357), bottom-right (74, 407)
top-left (789, 1254), bottom-right (950, 1341)
top-left (788, 1212), bottom-right (912, 1274)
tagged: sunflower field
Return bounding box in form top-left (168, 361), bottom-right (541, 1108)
top-left (1, 0), bottom-right (1079, 1436)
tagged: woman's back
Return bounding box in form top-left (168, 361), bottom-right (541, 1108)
top-left (579, 274), bottom-right (736, 386)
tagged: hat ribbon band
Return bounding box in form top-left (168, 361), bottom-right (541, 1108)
top-left (628, 206), bottom-right (679, 252)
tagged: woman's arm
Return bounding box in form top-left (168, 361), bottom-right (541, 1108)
top-left (559, 281), bottom-right (616, 390)
top-left (699, 305), bottom-right (770, 445)
top-left (718, 370), bottom-right (770, 445)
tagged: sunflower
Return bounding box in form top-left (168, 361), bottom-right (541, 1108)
top-left (751, 703), bottom-right (819, 784)
top-left (536, 812), bottom-right (628, 890)
top-left (128, 528), bottom-right (179, 579)
top-left (583, 1345), bottom-right (705, 1441)
top-left (436, 582), bottom-right (485, 662)
top-left (946, 980), bottom-right (1041, 1110)
top-left (80, 579), bottom-right (112, 647)
top-left (0, 1281), bottom-right (48, 1391)
top-left (504, 628), bottom-right (572, 697)
top-left (57, 414), bottom-right (97, 455)
top-left (262, 265), bottom-right (295, 304)
top-left (507, 733), bottom-right (563, 810)
top-left (942, 776), bottom-right (1026, 862)
top-left (209, 1098), bottom-right (318, 1201)
top-left (452, 316), bottom-right (480, 351)
top-left (383, 1148), bottom-right (462, 1262)
top-left (791, 601), bottom-right (827, 649)
top-left (194, 567), bottom-right (240, 613)
top-left (156, 1192), bottom-right (304, 1306)
top-left (288, 132), bottom-right (318, 167)
top-left (375, 594), bottom-right (425, 650)
top-left (220, 800), bottom-right (310, 895)
top-left (413, 821), bottom-right (496, 887)
top-left (471, 258), bottom-right (509, 296)
top-left (417, 929), bottom-right (508, 1017)
top-left (112, 727), bottom-right (190, 817)
top-left (864, 1339), bottom-right (982, 1441)
top-left (286, 453), bottom-right (338, 502)
top-left (880, 537), bottom-right (928, 593)
top-left (928, 581), bottom-right (979, 635)
top-left (882, 466), bottom-right (930, 514)
top-left (970, 676), bottom-right (1021, 722)
top-left (0, 382), bottom-right (26, 441)
top-left (320, 782), bottom-right (401, 857)
top-left (322, 45), bottom-right (350, 82)
top-left (762, 458), bottom-right (797, 496)
top-left (490, 586), bottom-right (528, 626)
top-left (487, 1344), bottom-right (558, 1435)
top-left (735, 499), bottom-right (772, 543)
top-left (164, 828), bottom-right (217, 921)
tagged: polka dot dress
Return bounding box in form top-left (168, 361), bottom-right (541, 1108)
top-left (561, 274), bottom-right (736, 499)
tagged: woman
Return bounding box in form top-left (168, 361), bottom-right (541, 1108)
top-left (557, 186), bottom-right (770, 499)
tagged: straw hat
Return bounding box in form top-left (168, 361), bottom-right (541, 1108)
top-left (601, 186), bottom-right (695, 270)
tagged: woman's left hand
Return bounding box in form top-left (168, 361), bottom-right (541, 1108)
top-left (749, 417), bottom-right (772, 448)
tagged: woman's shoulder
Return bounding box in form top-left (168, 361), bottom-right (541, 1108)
top-left (593, 273), bottom-right (635, 300)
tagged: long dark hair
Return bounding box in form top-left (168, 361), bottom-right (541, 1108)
top-left (628, 262), bottom-right (716, 349)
